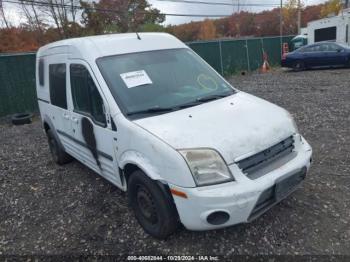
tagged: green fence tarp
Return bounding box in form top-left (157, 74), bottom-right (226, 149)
top-left (188, 35), bottom-right (295, 75)
top-left (189, 41), bottom-right (222, 73)
top-left (0, 53), bottom-right (38, 117)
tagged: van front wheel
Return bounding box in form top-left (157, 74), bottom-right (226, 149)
top-left (128, 170), bottom-right (179, 239)
top-left (47, 130), bottom-right (72, 165)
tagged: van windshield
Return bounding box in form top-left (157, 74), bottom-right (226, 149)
top-left (97, 48), bottom-right (235, 118)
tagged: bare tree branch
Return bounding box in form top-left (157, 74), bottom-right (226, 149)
top-left (0, 2), bottom-right (11, 29)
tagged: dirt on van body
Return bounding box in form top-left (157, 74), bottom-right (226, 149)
top-left (0, 68), bottom-right (349, 258)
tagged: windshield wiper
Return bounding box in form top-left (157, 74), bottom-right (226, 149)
top-left (127, 92), bottom-right (234, 117)
top-left (196, 92), bottom-right (233, 103)
top-left (126, 106), bottom-right (175, 116)
top-left (177, 100), bottom-right (202, 109)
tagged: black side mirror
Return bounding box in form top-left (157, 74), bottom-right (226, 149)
top-left (337, 48), bottom-right (343, 53)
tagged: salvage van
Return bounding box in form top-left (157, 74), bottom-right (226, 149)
top-left (36, 33), bottom-right (312, 239)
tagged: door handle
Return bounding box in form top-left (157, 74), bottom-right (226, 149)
top-left (71, 117), bottom-right (78, 123)
top-left (63, 113), bottom-right (70, 119)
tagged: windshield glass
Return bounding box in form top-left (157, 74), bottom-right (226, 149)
top-left (97, 48), bottom-right (235, 118)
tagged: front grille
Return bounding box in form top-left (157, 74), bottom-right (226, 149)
top-left (237, 136), bottom-right (294, 177)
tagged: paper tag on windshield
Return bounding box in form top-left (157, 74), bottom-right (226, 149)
top-left (120, 70), bottom-right (152, 88)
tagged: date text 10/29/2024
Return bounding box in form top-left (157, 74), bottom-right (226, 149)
top-left (127, 255), bottom-right (220, 261)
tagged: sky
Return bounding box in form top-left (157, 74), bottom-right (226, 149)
top-left (1, 0), bottom-right (329, 27)
top-left (148, 0), bottom-right (328, 25)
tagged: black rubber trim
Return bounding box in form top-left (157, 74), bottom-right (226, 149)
top-left (248, 166), bottom-right (307, 222)
top-left (207, 211), bottom-right (230, 225)
top-left (56, 129), bottom-right (113, 161)
top-left (11, 113), bottom-right (33, 125)
top-left (237, 136), bottom-right (294, 176)
top-left (73, 109), bottom-right (107, 128)
top-left (38, 98), bottom-right (50, 104)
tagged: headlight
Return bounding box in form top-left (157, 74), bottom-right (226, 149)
top-left (179, 149), bottom-right (234, 186)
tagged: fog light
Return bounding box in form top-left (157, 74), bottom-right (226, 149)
top-left (206, 211), bottom-right (230, 225)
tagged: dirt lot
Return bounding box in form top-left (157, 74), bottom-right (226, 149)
top-left (0, 68), bottom-right (349, 257)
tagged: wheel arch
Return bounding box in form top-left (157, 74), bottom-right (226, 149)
top-left (41, 114), bottom-right (65, 150)
top-left (119, 150), bottom-right (163, 184)
top-left (120, 150), bottom-right (180, 198)
top-left (123, 159), bottom-right (181, 233)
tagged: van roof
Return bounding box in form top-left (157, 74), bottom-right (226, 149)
top-left (37, 32), bottom-right (187, 60)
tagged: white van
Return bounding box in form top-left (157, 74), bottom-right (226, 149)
top-left (36, 33), bottom-right (312, 239)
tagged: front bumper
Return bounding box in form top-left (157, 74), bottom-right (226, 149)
top-left (170, 134), bottom-right (312, 231)
top-left (281, 59), bottom-right (292, 68)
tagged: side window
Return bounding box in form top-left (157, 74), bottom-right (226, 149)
top-left (319, 44), bottom-right (328, 52)
top-left (328, 43), bottom-right (339, 52)
top-left (302, 46), bottom-right (313, 52)
top-left (313, 45), bottom-right (322, 52)
top-left (70, 64), bottom-right (106, 125)
top-left (49, 64), bottom-right (67, 109)
top-left (38, 59), bottom-right (44, 86)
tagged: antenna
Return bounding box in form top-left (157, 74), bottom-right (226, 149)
top-left (136, 32), bottom-right (141, 40)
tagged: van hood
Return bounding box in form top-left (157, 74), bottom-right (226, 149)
top-left (134, 92), bottom-right (296, 164)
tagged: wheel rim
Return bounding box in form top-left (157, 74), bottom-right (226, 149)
top-left (295, 62), bottom-right (302, 70)
top-left (136, 185), bottom-right (158, 225)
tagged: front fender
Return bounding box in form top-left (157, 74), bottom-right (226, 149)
top-left (119, 150), bottom-right (163, 181)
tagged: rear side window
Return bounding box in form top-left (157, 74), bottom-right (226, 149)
top-left (38, 59), bottom-right (44, 86)
top-left (327, 43), bottom-right (339, 51)
top-left (49, 64), bottom-right (67, 109)
top-left (300, 46), bottom-right (313, 52)
top-left (313, 45), bottom-right (322, 52)
top-left (70, 64), bottom-right (106, 125)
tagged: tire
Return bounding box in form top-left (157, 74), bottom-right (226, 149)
top-left (293, 60), bottom-right (305, 71)
top-left (11, 113), bottom-right (33, 125)
top-left (128, 170), bottom-right (179, 239)
top-left (346, 57), bottom-right (350, 68)
top-left (47, 129), bottom-right (73, 165)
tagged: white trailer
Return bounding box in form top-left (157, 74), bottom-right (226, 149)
top-left (306, 10), bottom-right (350, 45)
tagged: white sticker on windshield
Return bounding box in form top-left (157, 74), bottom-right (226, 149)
top-left (120, 70), bottom-right (152, 88)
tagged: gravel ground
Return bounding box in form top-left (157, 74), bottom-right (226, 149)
top-left (0, 68), bottom-right (349, 257)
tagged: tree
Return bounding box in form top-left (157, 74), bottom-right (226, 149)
top-left (227, 11), bottom-right (256, 37)
top-left (0, 27), bottom-right (40, 52)
top-left (167, 21), bottom-right (201, 42)
top-left (80, 0), bottom-right (165, 35)
top-left (321, 0), bottom-right (342, 17)
top-left (16, 0), bottom-right (82, 40)
top-left (282, 0), bottom-right (305, 35)
top-left (139, 23), bottom-right (165, 32)
top-left (255, 9), bottom-right (280, 36)
top-left (19, 0), bottom-right (45, 43)
top-left (0, 1), bottom-right (330, 52)
top-left (197, 19), bottom-right (216, 40)
top-left (214, 18), bottom-right (229, 38)
top-left (302, 4), bottom-right (322, 26)
top-left (39, 0), bottom-right (82, 38)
